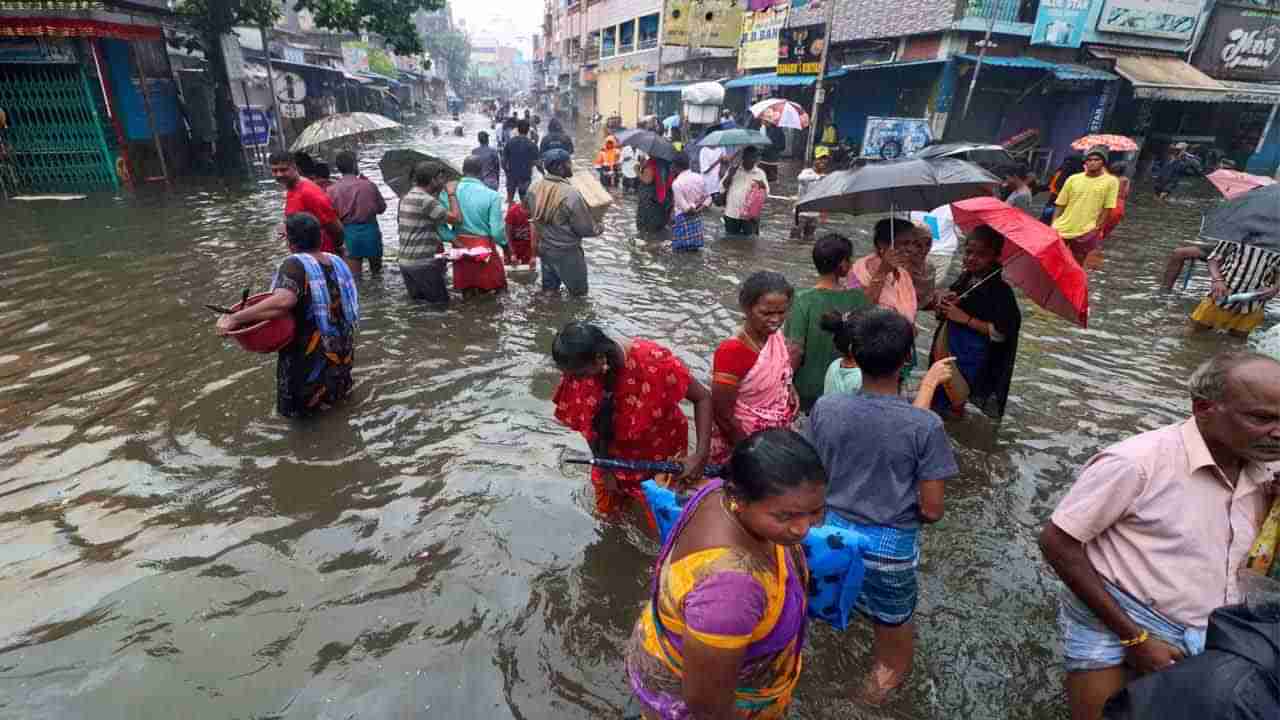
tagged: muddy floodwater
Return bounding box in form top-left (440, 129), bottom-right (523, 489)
top-left (0, 115), bottom-right (1247, 719)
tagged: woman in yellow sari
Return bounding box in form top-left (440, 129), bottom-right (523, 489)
top-left (626, 429), bottom-right (827, 719)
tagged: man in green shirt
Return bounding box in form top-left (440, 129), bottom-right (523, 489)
top-left (784, 233), bottom-right (871, 412)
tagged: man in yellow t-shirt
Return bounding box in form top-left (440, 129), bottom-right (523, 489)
top-left (1052, 146), bottom-right (1119, 265)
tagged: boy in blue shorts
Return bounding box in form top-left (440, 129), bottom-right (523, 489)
top-left (806, 307), bottom-right (959, 703)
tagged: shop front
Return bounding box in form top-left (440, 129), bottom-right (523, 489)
top-left (1092, 47), bottom-right (1280, 178)
top-left (942, 55), bottom-right (1119, 175)
top-left (1192, 2), bottom-right (1280, 175)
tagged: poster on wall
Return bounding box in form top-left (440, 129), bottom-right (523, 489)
top-left (862, 117), bottom-right (932, 160)
top-left (665, 0), bottom-right (745, 49)
top-left (1097, 0), bottom-right (1203, 41)
top-left (737, 5), bottom-right (788, 70)
top-left (777, 23), bottom-right (824, 75)
top-left (1031, 0), bottom-right (1094, 47)
top-left (1195, 4), bottom-right (1280, 81)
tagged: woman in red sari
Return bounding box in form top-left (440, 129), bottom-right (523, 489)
top-left (710, 271), bottom-right (800, 465)
top-left (552, 322), bottom-right (713, 515)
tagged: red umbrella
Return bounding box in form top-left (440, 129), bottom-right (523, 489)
top-left (1206, 168), bottom-right (1276, 200)
top-left (950, 196), bottom-right (1090, 328)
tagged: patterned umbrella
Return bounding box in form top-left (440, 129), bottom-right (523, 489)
top-left (749, 98), bottom-right (810, 130)
top-left (290, 112), bottom-right (402, 152)
top-left (1070, 133), bottom-right (1139, 152)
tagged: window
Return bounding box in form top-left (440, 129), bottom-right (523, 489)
top-left (586, 31), bottom-right (601, 60)
top-left (618, 19), bottom-right (635, 54)
top-left (638, 13), bottom-right (659, 50)
top-left (600, 26), bottom-right (616, 57)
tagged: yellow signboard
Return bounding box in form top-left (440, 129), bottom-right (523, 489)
top-left (737, 5), bottom-right (788, 71)
top-left (663, 0), bottom-right (744, 49)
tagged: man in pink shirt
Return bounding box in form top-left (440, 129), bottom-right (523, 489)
top-left (670, 155), bottom-right (709, 251)
top-left (1039, 351), bottom-right (1280, 720)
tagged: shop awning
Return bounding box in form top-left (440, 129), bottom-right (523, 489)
top-left (955, 54), bottom-right (1117, 81)
top-left (841, 59), bottom-right (946, 72)
top-left (1090, 48), bottom-right (1229, 103)
top-left (722, 69), bottom-right (848, 88)
top-left (641, 83), bottom-right (693, 93)
top-left (1219, 80), bottom-right (1280, 105)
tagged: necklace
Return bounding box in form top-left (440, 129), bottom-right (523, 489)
top-left (738, 328), bottom-right (764, 352)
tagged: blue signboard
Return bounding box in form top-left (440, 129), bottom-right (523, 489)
top-left (1032, 0), bottom-right (1094, 48)
top-left (239, 106), bottom-right (272, 146)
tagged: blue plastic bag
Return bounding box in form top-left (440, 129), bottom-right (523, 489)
top-left (641, 480), bottom-right (868, 631)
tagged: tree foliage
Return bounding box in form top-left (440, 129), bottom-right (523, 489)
top-left (422, 28), bottom-right (470, 96)
top-left (175, 0), bottom-right (446, 55)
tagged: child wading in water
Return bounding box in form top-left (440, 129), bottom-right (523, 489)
top-left (504, 200), bottom-right (535, 268)
top-left (822, 311), bottom-right (863, 395)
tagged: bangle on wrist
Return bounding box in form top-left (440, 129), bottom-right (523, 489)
top-left (1119, 629), bottom-right (1150, 648)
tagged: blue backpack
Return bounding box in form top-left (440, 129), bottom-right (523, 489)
top-left (641, 480), bottom-right (869, 631)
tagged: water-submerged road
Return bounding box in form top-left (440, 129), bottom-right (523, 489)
top-left (0, 114), bottom-right (1245, 719)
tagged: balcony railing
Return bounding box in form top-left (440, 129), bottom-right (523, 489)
top-left (618, 41), bottom-right (634, 54)
top-left (962, 0), bottom-right (1038, 24)
top-left (638, 37), bottom-right (658, 51)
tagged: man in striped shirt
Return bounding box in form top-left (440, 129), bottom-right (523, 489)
top-left (397, 162), bottom-right (460, 305)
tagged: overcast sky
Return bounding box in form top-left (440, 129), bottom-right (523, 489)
top-left (452, 0), bottom-right (540, 56)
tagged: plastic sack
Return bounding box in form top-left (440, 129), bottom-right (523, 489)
top-left (681, 81), bottom-right (725, 106)
top-left (641, 480), bottom-right (869, 630)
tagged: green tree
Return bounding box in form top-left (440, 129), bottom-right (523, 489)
top-left (422, 28), bottom-right (470, 99)
top-left (175, 0), bottom-right (443, 175)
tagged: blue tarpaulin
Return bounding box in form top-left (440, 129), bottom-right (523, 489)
top-left (640, 83), bottom-right (692, 93)
top-left (955, 54), bottom-right (1117, 81)
top-left (722, 69), bottom-right (848, 88)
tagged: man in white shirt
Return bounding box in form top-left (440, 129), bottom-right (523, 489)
top-left (620, 145), bottom-right (640, 193)
top-left (721, 145), bottom-right (770, 236)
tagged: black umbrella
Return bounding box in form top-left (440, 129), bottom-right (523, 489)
top-left (1199, 183), bottom-right (1280, 251)
top-left (796, 158), bottom-right (1000, 215)
top-left (613, 128), bottom-right (678, 162)
top-left (378, 149), bottom-right (461, 198)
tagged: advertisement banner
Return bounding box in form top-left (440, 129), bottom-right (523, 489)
top-left (665, 0), bottom-right (745, 49)
top-left (862, 117), bottom-right (932, 160)
top-left (777, 23), bottom-right (824, 75)
top-left (1196, 3), bottom-right (1280, 82)
top-left (1031, 0), bottom-right (1094, 47)
top-left (737, 5), bottom-right (788, 70)
top-left (1097, 0), bottom-right (1204, 41)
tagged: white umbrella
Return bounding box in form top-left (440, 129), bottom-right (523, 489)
top-left (749, 98), bottom-right (810, 130)
top-left (290, 112), bottom-right (402, 152)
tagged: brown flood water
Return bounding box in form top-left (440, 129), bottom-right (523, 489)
top-left (0, 114), bottom-right (1249, 719)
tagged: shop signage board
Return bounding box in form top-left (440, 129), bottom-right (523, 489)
top-left (1197, 3), bottom-right (1280, 81)
top-left (1097, 0), bottom-right (1203, 41)
top-left (1032, 0), bottom-right (1095, 48)
top-left (239, 106), bottom-right (271, 146)
top-left (665, 0), bottom-right (745, 49)
top-left (777, 23), bottom-right (824, 75)
top-left (737, 4), bottom-right (788, 70)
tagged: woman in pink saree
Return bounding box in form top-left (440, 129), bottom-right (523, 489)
top-left (710, 272), bottom-right (800, 465)
top-left (848, 217), bottom-right (919, 323)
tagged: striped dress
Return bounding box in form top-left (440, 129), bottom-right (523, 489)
top-left (1190, 240), bottom-right (1280, 333)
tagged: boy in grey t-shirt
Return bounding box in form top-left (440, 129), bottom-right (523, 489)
top-left (807, 308), bottom-right (959, 703)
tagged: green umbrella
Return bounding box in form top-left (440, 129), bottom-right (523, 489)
top-left (699, 128), bottom-right (772, 149)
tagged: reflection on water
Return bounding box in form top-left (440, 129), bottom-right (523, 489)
top-left (0, 114), bottom-right (1246, 719)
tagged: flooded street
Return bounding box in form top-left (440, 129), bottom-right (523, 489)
top-left (0, 115), bottom-right (1244, 719)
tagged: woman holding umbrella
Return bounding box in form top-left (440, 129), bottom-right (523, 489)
top-left (930, 225), bottom-right (1022, 419)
